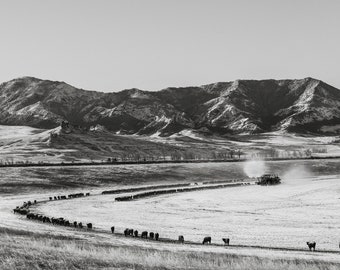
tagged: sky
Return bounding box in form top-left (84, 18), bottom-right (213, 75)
top-left (0, 0), bottom-right (339, 92)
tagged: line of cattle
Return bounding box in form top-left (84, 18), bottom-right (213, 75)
top-left (115, 183), bottom-right (249, 201)
top-left (12, 192), bottom-right (337, 252)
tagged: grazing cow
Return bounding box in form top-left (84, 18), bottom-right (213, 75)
top-left (134, 230), bottom-right (138, 237)
top-left (34, 200), bottom-right (37, 204)
top-left (222, 238), bottom-right (230, 246)
top-left (149, 232), bottom-right (154, 239)
top-left (128, 229), bottom-right (134, 236)
top-left (73, 221), bottom-right (78, 228)
top-left (54, 196), bottom-right (57, 200)
top-left (178, 235), bottom-right (184, 243)
top-left (49, 197), bottom-right (52, 200)
top-left (57, 196), bottom-right (61, 200)
top-left (86, 193), bottom-right (90, 196)
top-left (155, 233), bottom-right (159, 241)
top-left (124, 228), bottom-right (129, 236)
top-left (78, 222), bottom-right (83, 228)
top-left (141, 231), bottom-right (148, 238)
top-left (111, 226), bottom-right (115, 234)
top-left (202, 236), bottom-right (211, 245)
top-left (307, 242), bottom-right (316, 251)
top-left (87, 223), bottom-right (92, 229)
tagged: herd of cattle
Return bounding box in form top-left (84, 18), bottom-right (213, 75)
top-left (12, 193), bottom-right (339, 252)
top-left (115, 183), bottom-right (248, 202)
top-left (13, 194), bottom-right (93, 229)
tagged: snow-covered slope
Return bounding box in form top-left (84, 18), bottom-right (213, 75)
top-left (1, 76), bottom-right (340, 135)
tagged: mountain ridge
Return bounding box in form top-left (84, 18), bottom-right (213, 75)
top-left (1, 76), bottom-right (340, 135)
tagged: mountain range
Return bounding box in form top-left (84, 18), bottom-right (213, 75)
top-left (1, 76), bottom-right (340, 136)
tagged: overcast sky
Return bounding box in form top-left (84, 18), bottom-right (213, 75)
top-left (1, 0), bottom-right (339, 92)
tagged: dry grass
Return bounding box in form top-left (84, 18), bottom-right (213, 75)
top-left (1, 228), bottom-right (339, 270)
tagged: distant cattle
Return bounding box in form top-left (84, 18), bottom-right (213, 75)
top-left (87, 223), bottom-right (92, 229)
top-left (222, 238), bottom-right (230, 245)
top-left (134, 230), bottom-right (138, 237)
top-left (128, 229), bottom-right (134, 236)
top-left (49, 197), bottom-right (52, 200)
top-left (178, 235), bottom-right (184, 243)
top-left (155, 233), bottom-right (159, 241)
top-left (73, 221), bottom-right (78, 228)
top-left (202, 236), bottom-right (211, 245)
top-left (78, 222), bottom-right (83, 228)
top-left (149, 232), bottom-right (154, 239)
top-left (307, 242), bottom-right (316, 251)
top-left (141, 231), bottom-right (148, 238)
top-left (124, 228), bottom-right (129, 236)
top-left (86, 193), bottom-right (90, 196)
top-left (111, 226), bottom-right (115, 233)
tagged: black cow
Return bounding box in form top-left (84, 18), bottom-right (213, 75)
top-left (111, 226), bottom-right (115, 233)
top-left (73, 221), bottom-right (78, 228)
top-left (178, 235), bottom-right (184, 243)
top-left (307, 242), bottom-right (316, 251)
top-left (141, 231), bottom-right (148, 238)
top-left (78, 222), bottom-right (83, 228)
top-left (202, 236), bottom-right (211, 245)
top-left (86, 193), bottom-right (90, 196)
top-left (87, 223), bottom-right (92, 229)
top-left (149, 232), bottom-right (154, 239)
top-left (134, 230), bottom-right (138, 237)
top-left (222, 238), bottom-right (230, 245)
top-left (124, 228), bottom-right (129, 236)
top-left (155, 233), bottom-right (159, 241)
top-left (49, 197), bottom-right (52, 200)
top-left (128, 229), bottom-right (134, 236)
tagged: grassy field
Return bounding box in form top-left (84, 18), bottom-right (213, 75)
top-left (1, 227), bottom-right (339, 270)
top-left (1, 160), bottom-right (340, 269)
top-left (35, 161), bottom-right (340, 251)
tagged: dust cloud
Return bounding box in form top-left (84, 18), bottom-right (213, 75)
top-left (281, 165), bottom-right (312, 184)
top-left (243, 159), bottom-right (266, 178)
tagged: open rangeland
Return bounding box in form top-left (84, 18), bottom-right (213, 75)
top-left (1, 160), bottom-right (340, 269)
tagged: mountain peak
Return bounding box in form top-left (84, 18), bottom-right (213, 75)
top-left (0, 77), bottom-right (340, 134)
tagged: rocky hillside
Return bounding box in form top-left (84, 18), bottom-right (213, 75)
top-left (1, 76), bottom-right (340, 135)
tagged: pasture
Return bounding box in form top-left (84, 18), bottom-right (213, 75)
top-left (1, 160), bottom-right (340, 269)
top-left (35, 164), bottom-right (340, 251)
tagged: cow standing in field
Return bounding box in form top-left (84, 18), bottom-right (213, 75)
top-left (178, 235), bottom-right (184, 243)
top-left (149, 232), bottom-right (154, 239)
top-left (87, 223), bottom-right (92, 229)
top-left (141, 231), bottom-right (148, 238)
top-left (202, 236), bottom-right (211, 245)
top-left (307, 242), bottom-right (316, 251)
top-left (134, 230), bottom-right (138, 237)
top-left (222, 238), bottom-right (230, 245)
top-left (155, 233), bottom-right (159, 241)
top-left (73, 221), bottom-right (77, 228)
top-left (111, 226), bottom-right (115, 234)
top-left (78, 222), bottom-right (83, 228)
